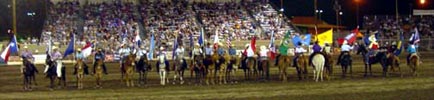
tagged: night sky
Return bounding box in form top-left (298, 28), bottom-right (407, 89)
top-left (270, 0), bottom-right (434, 29)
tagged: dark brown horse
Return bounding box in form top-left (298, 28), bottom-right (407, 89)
top-left (22, 59), bottom-right (38, 91)
top-left (191, 55), bottom-right (205, 84)
top-left (122, 54), bottom-right (136, 87)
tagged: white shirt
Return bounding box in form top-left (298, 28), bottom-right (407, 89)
top-left (118, 48), bottom-right (131, 56)
top-left (175, 47), bottom-right (185, 59)
top-left (137, 49), bottom-right (147, 59)
top-left (341, 44), bottom-right (353, 52)
top-left (295, 47), bottom-right (307, 53)
top-left (260, 49), bottom-right (269, 57)
top-left (193, 48), bottom-right (203, 55)
top-left (324, 46), bottom-right (332, 54)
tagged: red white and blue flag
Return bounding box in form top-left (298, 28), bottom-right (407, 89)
top-left (1, 35), bottom-right (19, 63)
top-left (82, 42), bottom-right (93, 58)
top-left (409, 27), bottom-right (420, 44)
top-left (268, 31), bottom-right (276, 59)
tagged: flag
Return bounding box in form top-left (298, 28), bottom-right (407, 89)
top-left (352, 28), bottom-right (364, 38)
top-left (302, 34), bottom-right (312, 45)
top-left (148, 33), bottom-right (155, 59)
top-left (244, 36), bottom-right (256, 56)
top-left (268, 31), bottom-right (276, 59)
top-left (172, 35), bottom-right (178, 59)
top-left (316, 29), bottom-right (333, 46)
top-left (226, 37), bottom-right (231, 48)
top-left (409, 28), bottom-right (420, 44)
top-left (0, 35), bottom-right (19, 63)
top-left (394, 33), bottom-right (404, 56)
top-left (135, 34), bottom-right (142, 47)
top-left (363, 35), bottom-right (370, 46)
top-left (82, 42), bottom-right (93, 58)
top-left (292, 35), bottom-right (302, 46)
top-left (198, 28), bottom-right (204, 46)
top-left (63, 33), bottom-right (75, 57)
top-left (345, 32), bottom-right (357, 44)
top-left (213, 28), bottom-right (219, 49)
top-left (279, 31), bottom-right (291, 55)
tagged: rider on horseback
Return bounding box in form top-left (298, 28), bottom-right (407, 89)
top-left (175, 44), bottom-right (185, 64)
top-left (309, 41), bottom-right (324, 66)
top-left (192, 43), bottom-right (203, 61)
top-left (51, 46), bottom-right (63, 77)
top-left (74, 48), bottom-right (89, 75)
top-left (21, 46), bottom-right (37, 73)
top-left (94, 48), bottom-right (108, 74)
top-left (293, 42), bottom-right (307, 67)
top-left (119, 44), bottom-right (131, 70)
top-left (337, 40), bottom-right (354, 65)
top-left (406, 41), bottom-right (418, 65)
top-left (157, 47), bottom-right (168, 85)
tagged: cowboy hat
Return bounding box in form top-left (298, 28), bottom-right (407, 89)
top-left (260, 45), bottom-right (266, 51)
top-left (160, 47), bottom-right (164, 50)
top-left (52, 46), bottom-right (58, 49)
top-left (245, 44), bottom-right (250, 48)
top-left (77, 48), bottom-right (82, 51)
top-left (23, 46), bottom-right (28, 49)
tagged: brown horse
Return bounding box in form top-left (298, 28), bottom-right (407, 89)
top-left (296, 55), bottom-right (308, 80)
top-left (226, 55), bottom-right (239, 83)
top-left (323, 52), bottom-right (333, 80)
top-left (258, 56), bottom-right (269, 80)
top-left (94, 59), bottom-right (104, 88)
top-left (122, 54), bottom-right (136, 87)
top-left (74, 59), bottom-right (85, 89)
top-left (206, 53), bottom-right (219, 85)
top-left (408, 54), bottom-right (420, 76)
top-left (218, 53), bottom-right (231, 84)
top-left (277, 55), bottom-right (291, 82)
top-left (387, 54), bottom-right (402, 77)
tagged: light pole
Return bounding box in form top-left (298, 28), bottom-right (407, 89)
top-left (395, 0), bottom-right (399, 19)
top-left (316, 10), bottom-right (324, 21)
top-left (12, 0), bottom-right (17, 35)
top-left (355, 0), bottom-right (360, 27)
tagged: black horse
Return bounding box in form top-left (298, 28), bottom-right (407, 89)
top-left (357, 45), bottom-right (389, 77)
top-left (136, 56), bottom-right (151, 85)
top-left (22, 59), bottom-right (38, 90)
top-left (45, 55), bottom-right (66, 89)
top-left (338, 52), bottom-right (352, 78)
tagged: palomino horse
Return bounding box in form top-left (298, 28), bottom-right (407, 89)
top-left (122, 54), bottom-right (136, 87)
top-left (277, 55), bottom-right (291, 81)
top-left (22, 59), bottom-right (38, 91)
top-left (173, 57), bottom-right (188, 84)
top-left (218, 53), bottom-right (231, 84)
top-left (312, 54), bottom-right (326, 82)
top-left (295, 55), bottom-right (308, 80)
top-left (191, 55), bottom-right (205, 84)
top-left (387, 53), bottom-right (402, 77)
top-left (73, 59), bottom-right (88, 89)
top-left (206, 53), bottom-right (219, 85)
top-left (94, 59), bottom-right (105, 88)
top-left (339, 52), bottom-right (353, 78)
top-left (136, 55), bottom-right (150, 86)
top-left (226, 55), bottom-right (239, 83)
top-left (408, 54), bottom-right (420, 76)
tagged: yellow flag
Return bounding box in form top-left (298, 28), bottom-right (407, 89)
top-left (316, 29), bottom-right (333, 46)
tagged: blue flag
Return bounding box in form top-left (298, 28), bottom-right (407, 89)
top-left (363, 35), bottom-right (370, 46)
top-left (198, 28), bottom-right (204, 46)
top-left (9, 35), bottom-right (19, 54)
top-left (63, 33), bottom-right (75, 57)
top-left (172, 36), bottom-right (178, 59)
top-left (302, 34), bottom-right (312, 45)
top-left (292, 35), bottom-right (302, 47)
top-left (148, 33), bottom-right (155, 59)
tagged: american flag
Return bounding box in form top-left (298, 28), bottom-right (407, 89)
top-left (226, 37), bottom-right (231, 48)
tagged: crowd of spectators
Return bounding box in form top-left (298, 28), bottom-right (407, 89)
top-left (140, 0), bottom-right (199, 44)
top-left (246, 1), bottom-right (295, 39)
top-left (363, 15), bottom-right (434, 39)
top-left (41, 1), bottom-right (80, 46)
top-left (193, 1), bottom-right (258, 40)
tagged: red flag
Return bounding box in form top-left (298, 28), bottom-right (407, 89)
top-left (243, 36), bottom-right (256, 56)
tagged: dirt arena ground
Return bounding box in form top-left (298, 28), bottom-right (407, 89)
top-left (0, 52), bottom-right (433, 100)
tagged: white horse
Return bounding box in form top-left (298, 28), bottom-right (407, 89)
top-left (312, 54), bottom-right (326, 82)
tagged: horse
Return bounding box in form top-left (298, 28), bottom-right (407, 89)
top-left (218, 53), bottom-right (230, 84)
top-left (244, 55), bottom-right (257, 80)
top-left (358, 48), bottom-right (389, 77)
top-left (206, 53), bottom-right (219, 85)
top-left (226, 55), bottom-right (239, 83)
top-left (172, 56), bottom-right (188, 84)
top-left (408, 54), bottom-right (420, 76)
top-left (21, 59), bottom-right (38, 91)
top-left (277, 55), bottom-right (290, 82)
top-left (122, 54), bottom-right (136, 87)
top-left (45, 58), bottom-right (66, 89)
top-left (94, 59), bottom-right (105, 88)
top-left (156, 54), bottom-right (170, 85)
top-left (191, 55), bottom-right (205, 84)
top-left (136, 55), bottom-right (151, 86)
top-left (295, 55), bottom-right (308, 80)
top-left (387, 53), bottom-right (402, 77)
top-left (323, 51), bottom-right (334, 79)
top-left (258, 56), bottom-right (270, 80)
top-left (312, 54), bottom-right (326, 82)
top-left (73, 59), bottom-right (88, 89)
top-left (339, 52), bottom-right (353, 78)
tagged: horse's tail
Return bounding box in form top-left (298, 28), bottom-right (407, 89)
top-left (312, 54), bottom-right (326, 69)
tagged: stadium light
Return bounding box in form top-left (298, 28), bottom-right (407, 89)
top-left (420, 0), bottom-right (426, 4)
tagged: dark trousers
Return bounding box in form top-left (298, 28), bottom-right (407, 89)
top-left (337, 51), bottom-right (350, 64)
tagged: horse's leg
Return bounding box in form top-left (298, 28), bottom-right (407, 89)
top-left (364, 64), bottom-right (368, 77)
top-left (369, 65), bottom-right (373, 76)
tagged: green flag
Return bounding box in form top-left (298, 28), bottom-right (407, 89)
top-left (279, 31), bottom-right (291, 55)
